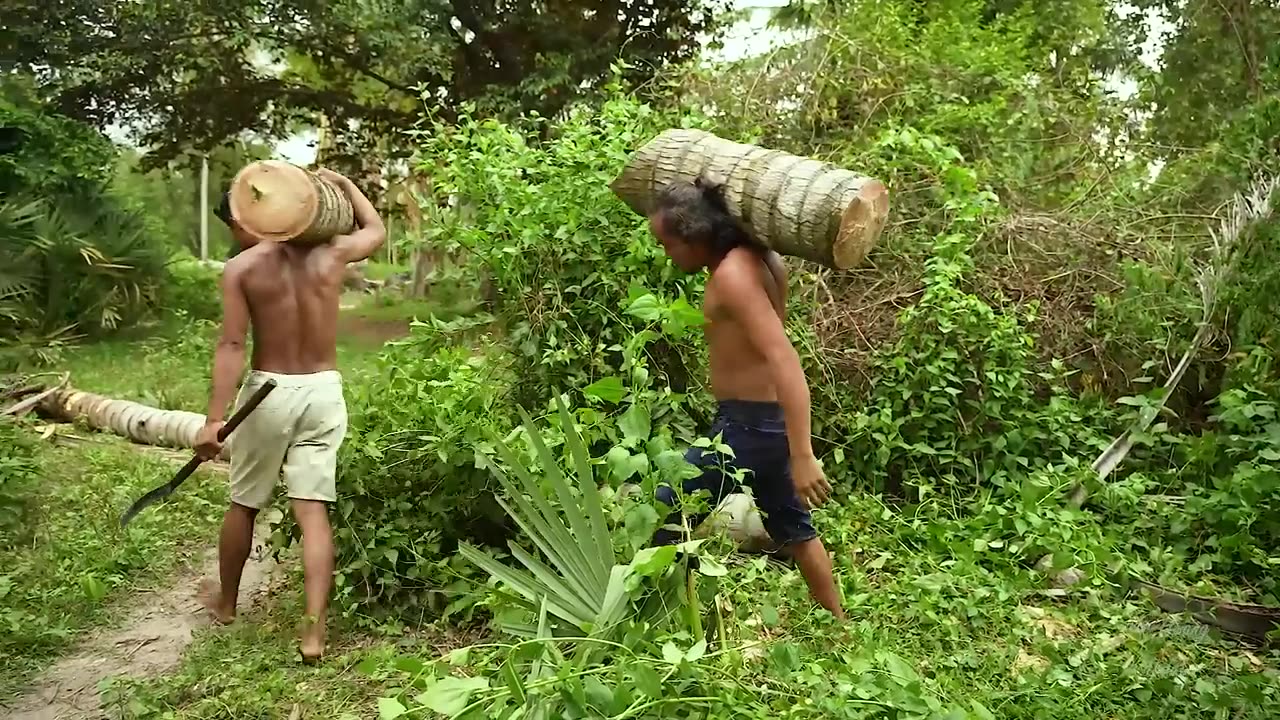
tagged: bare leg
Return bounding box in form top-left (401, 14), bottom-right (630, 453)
top-left (790, 538), bottom-right (845, 619)
top-left (292, 498), bottom-right (334, 662)
top-left (199, 502), bottom-right (258, 624)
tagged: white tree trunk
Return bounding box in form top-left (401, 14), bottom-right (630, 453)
top-left (610, 129), bottom-right (890, 270)
top-left (41, 388), bottom-right (231, 462)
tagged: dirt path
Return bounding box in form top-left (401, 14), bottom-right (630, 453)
top-left (3, 522), bottom-right (278, 720)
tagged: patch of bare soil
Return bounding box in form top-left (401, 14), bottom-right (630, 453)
top-left (2, 523), bottom-right (278, 720)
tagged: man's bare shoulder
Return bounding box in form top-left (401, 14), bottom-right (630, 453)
top-left (711, 248), bottom-right (768, 294)
top-left (224, 244), bottom-right (274, 273)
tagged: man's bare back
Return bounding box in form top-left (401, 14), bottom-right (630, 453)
top-left (230, 242), bottom-right (346, 374)
top-left (195, 167), bottom-right (386, 663)
top-left (704, 247), bottom-right (788, 402)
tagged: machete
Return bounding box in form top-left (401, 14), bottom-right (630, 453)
top-left (119, 379), bottom-right (277, 527)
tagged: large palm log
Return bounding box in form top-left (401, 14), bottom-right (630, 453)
top-left (41, 388), bottom-right (231, 462)
top-left (610, 129), bottom-right (890, 270)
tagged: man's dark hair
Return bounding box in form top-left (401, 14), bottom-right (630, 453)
top-left (652, 173), bottom-right (759, 256)
top-left (213, 191), bottom-right (232, 227)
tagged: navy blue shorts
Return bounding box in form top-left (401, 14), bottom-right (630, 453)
top-left (653, 400), bottom-right (817, 548)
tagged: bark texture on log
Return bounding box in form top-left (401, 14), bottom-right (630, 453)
top-left (41, 389), bottom-right (232, 462)
top-left (610, 129), bottom-right (890, 270)
top-left (230, 160), bottom-right (355, 245)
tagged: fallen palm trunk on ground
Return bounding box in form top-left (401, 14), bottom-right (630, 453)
top-left (610, 129), bottom-right (889, 270)
top-left (40, 387), bottom-right (231, 462)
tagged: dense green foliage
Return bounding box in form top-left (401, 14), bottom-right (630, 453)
top-left (0, 83), bottom-right (175, 362)
top-left (4, 0), bottom-right (1280, 716)
top-left (7, 0), bottom-right (728, 174)
top-left (0, 434), bottom-right (227, 698)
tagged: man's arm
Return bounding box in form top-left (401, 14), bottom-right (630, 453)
top-left (718, 254), bottom-right (812, 460)
top-left (316, 168), bottom-right (386, 264)
top-left (206, 263), bottom-right (251, 423)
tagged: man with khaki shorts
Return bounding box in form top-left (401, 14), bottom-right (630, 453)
top-left (227, 370), bottom-right (347, 508)
top-left (194, 168), bottom-right (384, 662)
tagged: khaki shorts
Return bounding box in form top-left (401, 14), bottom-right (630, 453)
top-left (227, 370), bottom-right (347, 509)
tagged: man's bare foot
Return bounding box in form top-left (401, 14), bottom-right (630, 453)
top-left (299, 615), bottom-right (326, 664)
top-left (197, 578), bottom-right (236, 625)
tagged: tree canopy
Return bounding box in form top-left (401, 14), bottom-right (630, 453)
top-left (6, 0), bottom-right (728, 172)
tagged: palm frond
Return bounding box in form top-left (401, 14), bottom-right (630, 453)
top-left (462, 395), bottom-right (631, 639)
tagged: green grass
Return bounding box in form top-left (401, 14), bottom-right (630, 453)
top-left (361, 260), bottom-right (410, 283)
top-left (0, 431), bottom-right (228, 699)
top-left (99, 585), bottom-right (454, 720)
top-left (93, 492), bottom-right (1280, 719)
top-left (56, 316), bottom-right (220, 410)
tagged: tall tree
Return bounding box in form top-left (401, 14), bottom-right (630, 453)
top-left (4, 0), bottom-right (728, 174)
top-left (1125, 0), bottom-right (1277, 151)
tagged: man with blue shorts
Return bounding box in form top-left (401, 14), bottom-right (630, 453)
top-left (646, 174), bottom-right (844, 619)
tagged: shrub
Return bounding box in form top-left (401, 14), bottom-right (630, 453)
top-left (163, 258), bottom-right (223, 322)
top-left (0, 419), bottom-right (38, 542)
top-left (269, 318), bottom-right (517, 615)
top-left (0, 196), bottom-right (168, 367)
top-left (415, 91), bottom-right (711, 413)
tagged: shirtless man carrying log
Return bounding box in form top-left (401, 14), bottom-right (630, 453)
top-left (194, 168), bottom-right (386, 661)
top-left (647, 175), bottom-right (844, 619)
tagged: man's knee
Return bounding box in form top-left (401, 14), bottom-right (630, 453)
top-left (291, 499), bottom-right (331, 530)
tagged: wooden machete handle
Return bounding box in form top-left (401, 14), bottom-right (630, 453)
top-left (217, 378), bottom-right (278, 441)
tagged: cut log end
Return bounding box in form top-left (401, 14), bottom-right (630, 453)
top-left (230, 160), bottom-right (354, 244)
top-left (833, 179), bottom-right (889, 270)
top-left (230, 161), bottom-right (318, 243)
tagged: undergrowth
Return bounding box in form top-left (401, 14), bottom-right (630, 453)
top-left (0, 432), bottom-right (226, 699)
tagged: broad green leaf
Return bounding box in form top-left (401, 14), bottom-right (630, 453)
top-left (631, 664), bottom-right (663, 698)
top-left (661, 641), bottom-right (683, 665)
top-left (377, 697), bottom-right (407, 719)
top-left (696, 556), bottom-right (728, 577)
top-left (685, 639), bottom-right (707, 663)
top-left (607, 446), bottom-right (645, 482)
top-left (631, 545), bottom-right (677, 578)
top-left (761, 603), bottom-right (779, 626)
top-left (625, 293), bottom-right (663, 322)
top-left (584, 676), bottom-right (616, 714)
top-left (393, 657), bottom-right (426, 675)
top-left (416, 676), bottom-right (489, 717)
top-left (584, 377), bottom-right (625, 404)
top-left (618, 404), bottom-right (651, 444)
top-left (666, 297), bottom-right (705, 327)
